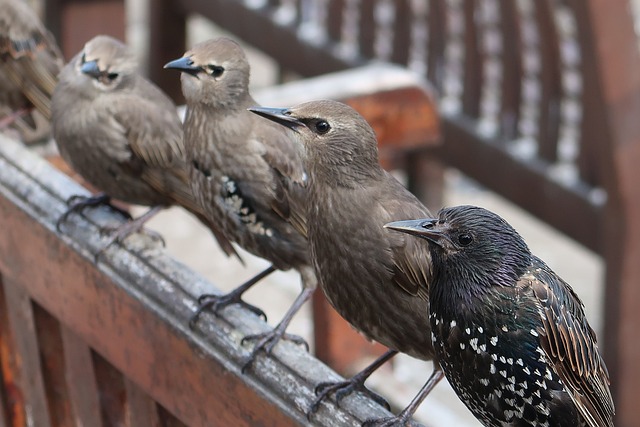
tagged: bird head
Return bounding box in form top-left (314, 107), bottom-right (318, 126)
top-left (164, 37), bottom-right (251, 108)
top-left (249, 100), bottom-right (383, 187)
top-left (385, 206), bottom-right (531, 289)
top-left (73, 35), bottom-right (137, 92)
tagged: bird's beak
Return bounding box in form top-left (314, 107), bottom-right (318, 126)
top-left (384, 219), bottom-right (449, 247)
top-left (164, 56), bottom-right (202, 77)
top-left (248, 106), bottom-right (304, 132)
top-left (80, 59), bottom-right (102, 79)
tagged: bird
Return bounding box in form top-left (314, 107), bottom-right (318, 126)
top-left (0, 0), bottom-right (63, 141)
top-left (385, 205), bottom-right (615, 427)
top-left (164, 37), bottom-right (316, 369)
top-left (249, 100), bottom-right (443, 426)
top-left (51, 35), bottom-right (237, 260)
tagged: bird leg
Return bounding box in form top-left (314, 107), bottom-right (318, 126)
top-left (307, 349), bottom-right (398, 418)
top-left (240, 285), bottom-right (314, 373)
top-left (188, 265), bottom-right (276, 328)
top-left (0, 107), bottom-right (32, 129)
top-left (362, 367), bottom-right (444, 427)
top-left (94, 205), bottom-right (165, 260)
top-left (56, 192), bottom-right (131, 232)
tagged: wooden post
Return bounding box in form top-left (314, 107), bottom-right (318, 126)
top-left (44, 0), bottom-right (126, 61)
top-left (575, 1), bottom-right (640, 426)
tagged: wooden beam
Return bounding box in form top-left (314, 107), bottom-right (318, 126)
top-left (574, 1), bottom-right (640, 426)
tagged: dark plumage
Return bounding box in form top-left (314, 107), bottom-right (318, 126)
top-left (164, 37), bottom-right (315, 367)
top-left (385, 206), bottom-right (614, 427)
top-left (0, 0), bottom-right (63, 140)
top-left (250, 100), bottom-right (443, 425)
top-left (52, 35), bottom-right (236, 258)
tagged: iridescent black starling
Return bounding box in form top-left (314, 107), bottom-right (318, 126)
top-left (164, 38), bottom-right (315, 368)
top-left (249, 100), bottom-right (443, 426)
top-left (385, 206), bottom-right (614, 427)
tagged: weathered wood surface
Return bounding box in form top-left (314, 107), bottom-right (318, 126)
top-left (0, 134), bottom-right (429, 426)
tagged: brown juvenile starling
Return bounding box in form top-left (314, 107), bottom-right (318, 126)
top-left (0, 0), bottom-right (63, 140)
top-left (52, 35), bottom-right (236, 259)
top-left (164, 38), bottom-right (316, 367)
top-left (385, 206), bottom-right (615, 427)
top-left (250, 100), bottom-right (443, 426)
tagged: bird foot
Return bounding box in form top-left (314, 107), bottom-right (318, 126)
top-left (240, 328), bottom-right (309, 373)
top-left (307, 376), bottom-right (390, 418)
top-left (188, 292), bottom-right (267, 329)
top-left (361, 415), bottom-right (411, 427)
top-left (56, 193), bottom-right (131, 232)
top-left (94, 217), bottom-right (164, 261)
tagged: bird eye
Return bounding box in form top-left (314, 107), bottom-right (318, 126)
top-left (107, 73), bottom-right (119, 81)
top-left (208, 65), bottom-right (224, 77)
top-left (314, 120), bottom-right (330, 134)
top-left (457, 233), bottom-right (473, 246)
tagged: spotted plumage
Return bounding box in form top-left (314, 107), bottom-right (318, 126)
top-left (385, 206), bottom-right (614, 427)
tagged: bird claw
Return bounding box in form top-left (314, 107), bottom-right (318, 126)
top-left (240, 331), bottom-right (309, 373)
top-left (189, 293), bottom-right (267, 329)
top-left (57, 193), bottom-right (128, 232)
top-left (308, 379), bottom-right (390, 419)
top-left (93, 220), bottom-right (163, 262)
top-left (361, 416), bottom-right (410, 427)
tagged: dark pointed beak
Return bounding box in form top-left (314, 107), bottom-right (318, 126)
top-left (384, 218), bottom-right (448, 246)
top-left (80, 59), bottom-right (102, 79)
top-left (248, 106), bottom-right (304, 132)
top-left (163, 56), bottom-right (201, 76)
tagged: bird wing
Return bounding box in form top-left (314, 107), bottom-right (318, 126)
top-left (109, 93), bottom-right (241, 260)
top-left (109, 92), bottom-right (184, 169)
top-left (527, 258), bottom-right (614, 427)
top-left (379, 174), bottom-right (433, 300)
top-left (256, 119), bottom-right (308, 238)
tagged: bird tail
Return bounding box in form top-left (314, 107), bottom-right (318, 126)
top-left (190, 209), bottom-right (244, 265)
top-left (142, 166), bottom-right (244, 264)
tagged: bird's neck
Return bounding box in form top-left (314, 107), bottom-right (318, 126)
top-left (306, 159), bottom-right (385, 190)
